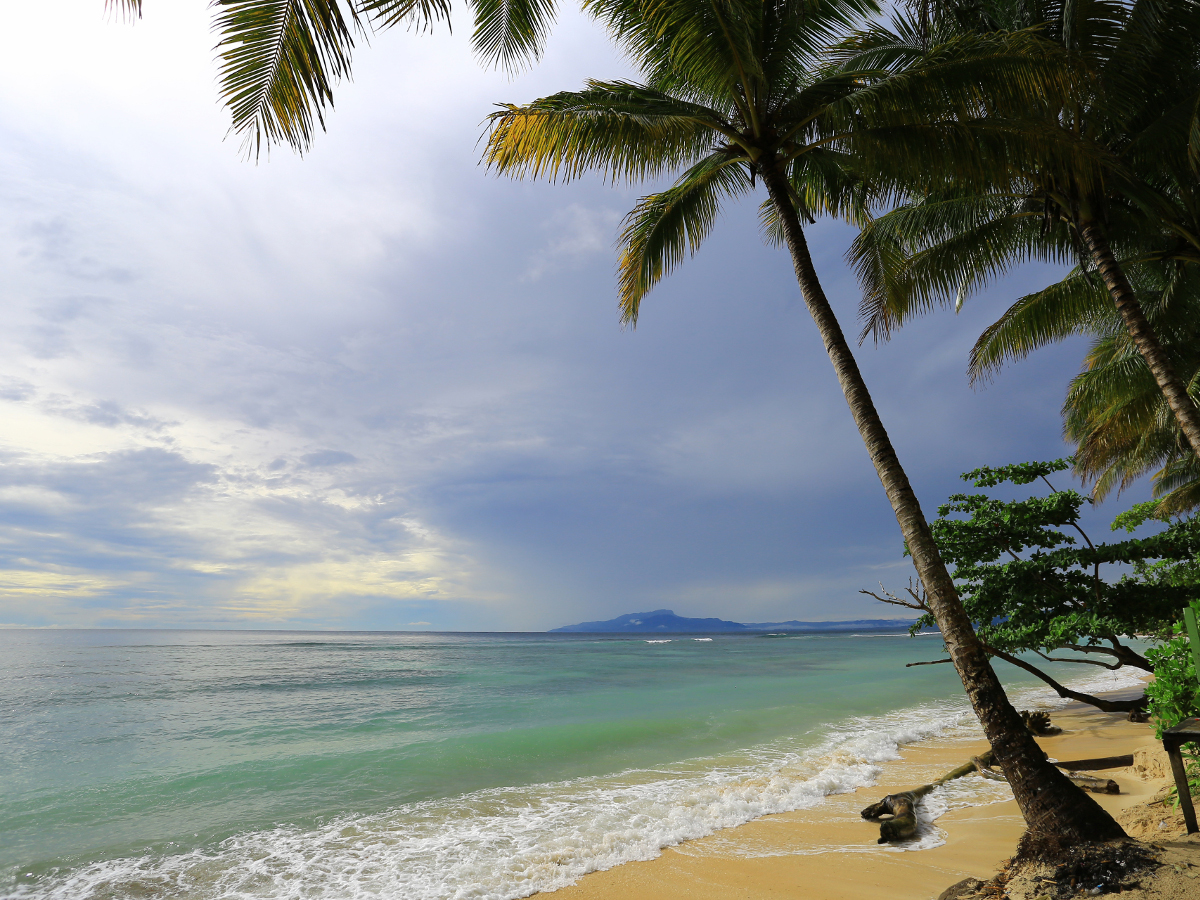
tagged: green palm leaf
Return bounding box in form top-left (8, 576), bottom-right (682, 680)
top-left (969, 273), bottom-right (1113, 383)
top-left (471, 0), bottom-right (558, 69)
top-left (617, 153), bottom-right (752, 321)
top-left (849, 194), bottom-right (1076, 342)
top-left (212, 0), bottom-right (364, 157)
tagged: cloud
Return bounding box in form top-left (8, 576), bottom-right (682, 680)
top-left (301, 450), bottom-right (358, 468)
top-left (42, 397), bottom-right (172, 431)
top-left (0, 442), bottom-right (495, 628)
top-left (524, 204), bottom-right (622, 281)
top-left (0, 2), bottom-right (1129, 631)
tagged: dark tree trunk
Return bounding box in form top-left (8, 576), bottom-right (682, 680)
top-left (759, 157), bottom-right (1125, 849)
top-left (1079, 220), bottom-right (1200, 459)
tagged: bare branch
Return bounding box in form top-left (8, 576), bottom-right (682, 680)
top-left (983, 644), bottom-right (1146, 712)
top-left (1058, 643), bottom-right (1122, 657)
top-left (859, 579), bottom-right (930, 612)
top-left (1032, 650), bottom-right (1122, 669)
top-left (906, 658), bottom-right (953, 667)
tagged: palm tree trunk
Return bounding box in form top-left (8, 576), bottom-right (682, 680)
top-left (759, 158), bottom-right (1125, 851)
top-left (1079, 220), bottom-right (1200, 458)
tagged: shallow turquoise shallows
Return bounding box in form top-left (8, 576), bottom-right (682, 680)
top-left (0, 629), bottom-right (1141, 900)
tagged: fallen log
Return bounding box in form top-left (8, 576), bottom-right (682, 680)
top-left (1054, 754), bottom-right (1134, 771)
top-left (861, 751), bottom-right (995, 843)
top-left (973, 759), bottom-right (1120, 795)
top-left (1063, 771), bottom-right (1120, 794)
top-left (862, 707), bottom-right (1124, 844)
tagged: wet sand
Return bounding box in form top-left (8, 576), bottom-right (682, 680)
top-left (547, 695), bottom-right (1162, 900)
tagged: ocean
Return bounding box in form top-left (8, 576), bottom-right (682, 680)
top-left (0, 628), bottom-right (1145, 900)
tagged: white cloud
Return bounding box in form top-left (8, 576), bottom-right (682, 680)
top-left (0, 1), bottom-right (1106, 630)
top-left (525, 204), bottom-right (622, 280)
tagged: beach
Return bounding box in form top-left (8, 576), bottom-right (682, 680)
top-left (0, 630), bottom-right (1177, 900)
top-left (550, 690), bottom-right (1178, 900)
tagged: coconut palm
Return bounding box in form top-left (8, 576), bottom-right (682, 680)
top-left (106, 0), bottom-right (561, 155)
top-left (1056, 265), bottom-right (1200, 514)
top-left (483, 0), bottom-right (1125, 847)
top-left (847, 0), bottom-right (1200, 459)
top-left (957, 242), bottom-right (1200, 506)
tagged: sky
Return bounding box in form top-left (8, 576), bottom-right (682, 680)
top-left (0, 2), bottom-right (1142, 631)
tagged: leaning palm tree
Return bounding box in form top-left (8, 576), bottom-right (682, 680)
top-left (484, 0), bottom-right (1125, 849)
top-left (849, 0), bottom-right (1200, 459)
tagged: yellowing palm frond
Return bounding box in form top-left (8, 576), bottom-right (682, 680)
top-left (483, 83), bottom-right (727, 183)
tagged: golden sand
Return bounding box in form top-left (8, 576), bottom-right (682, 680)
top-left (546, 700), bottom-right (1167, 900)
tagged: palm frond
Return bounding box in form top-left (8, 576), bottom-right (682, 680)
top-left (483, 82), bottom-right (727, 183)
top-left (849, 194), bottom-right (1073, 342)
top-left (969, 273), bottom-right (1113, 383)
top-left (585, 0), bottom-right (766, 121)
top-left (105, 0), bottom-right (142, 19)
top-left (212, 0), bottom-right (363, 157)
top-left (470, 0), bottom-right (558, 70)
top-left (1061, 263), bottom-right (1200, 509)
top-left (1190, 91), bottom-right (1200, 175)
top-left (361, 0), bottom-right (453, 30)
top-left (832, 13), bottom-right (929, 72)
top-left (617, 154), bottom-right (752, 323)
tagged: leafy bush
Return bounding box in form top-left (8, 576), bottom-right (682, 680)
top-left (886, 461), bottom-right (1200, 712)
top-left (1145, 599), bottom-right (1200, 804)
top-left (1145, 607), bottom-right (1200, 738)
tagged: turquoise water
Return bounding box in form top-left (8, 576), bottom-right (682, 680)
top-left (0, 629), bottom-right (1142, 899)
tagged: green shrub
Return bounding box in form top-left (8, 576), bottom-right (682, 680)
top-left (1146, 599), bottom-right (1200, 804)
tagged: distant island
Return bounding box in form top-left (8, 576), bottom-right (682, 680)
top-left (548, 609), bottom-right (920, 633)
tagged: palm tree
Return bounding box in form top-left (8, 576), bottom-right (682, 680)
top-left (1055, 265), bottom-right (1200, 514)
top-left (106, 0), bottom-right (561, 155)
top-left (864, 186), bottom-right (1200, 508)
top-left (484, 0), bottom-right (1125, 848)
top-left (848, 0), bottom-right (1200, 460)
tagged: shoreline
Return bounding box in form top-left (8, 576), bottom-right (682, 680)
top-left (543, 688), bottom-right (1167, 900)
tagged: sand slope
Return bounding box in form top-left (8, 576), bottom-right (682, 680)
top-left (546, 703), bottom-right (1185, 900)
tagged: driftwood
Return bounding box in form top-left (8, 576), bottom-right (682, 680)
top-left (971, 758), bottom-right (1121, 795)
top-left (1020, 710), bottom-right (1062, 736)
top-left (861, 751), bottom-right (996, 843)
top-left (1055, 754), bottom-right (1134, 771)
top-left (862, 714), bottom-right (1122, 843)
top-left (1064, 772), bottom-right (1121, 794)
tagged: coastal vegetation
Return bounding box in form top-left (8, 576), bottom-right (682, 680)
top-left (866, 459), bottom-right (1200, 715)
top-left (852, 0), bottom-right (1200, 461)
top-left (481, 0), bottom-right (1127, 850)
top-left (109, 0), bottom-right (1200, 860)
top-left (1146, 605), bottom-right (1200, 801)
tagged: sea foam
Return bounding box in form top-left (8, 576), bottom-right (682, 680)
top-left (6, 666), bottom-right (1148, 900)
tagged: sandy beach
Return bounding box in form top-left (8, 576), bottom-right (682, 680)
top-left (549, 691), bottom-right (1184, 900)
